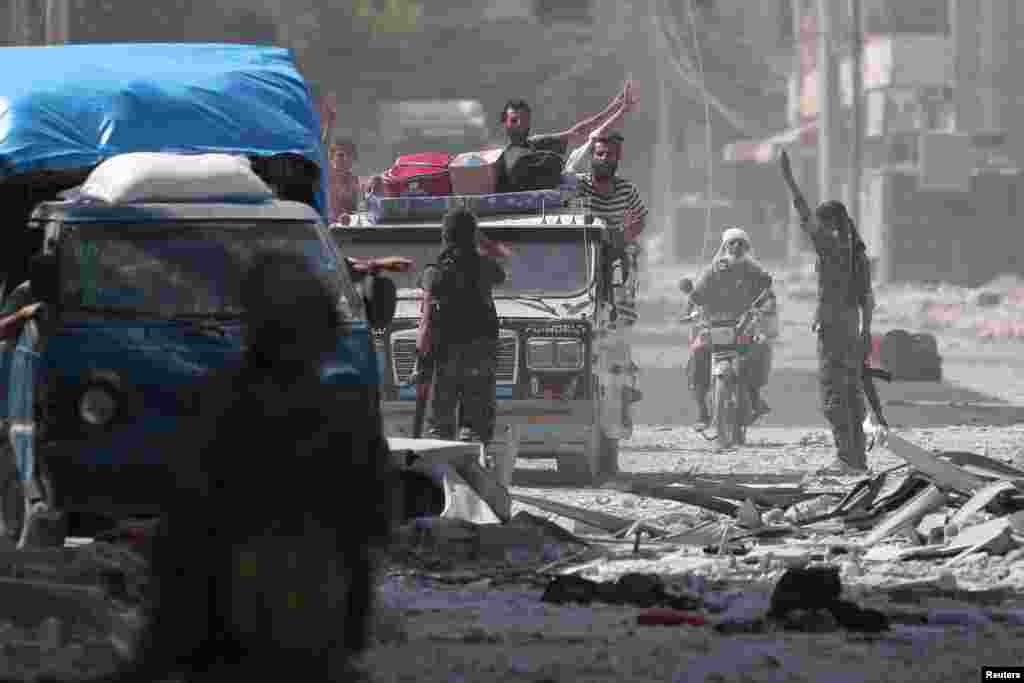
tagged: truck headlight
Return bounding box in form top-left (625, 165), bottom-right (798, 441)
top-left (527, 339), bottom-right (556, 368)
top-left (556, 340), bottom-right (582, 368)
top-left (526, 338), bottom-right (584, 369)
top-left (79, 386), bottom-right (117, 427)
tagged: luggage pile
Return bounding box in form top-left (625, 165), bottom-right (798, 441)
top-left (362, 147), bottom-right (579, 225)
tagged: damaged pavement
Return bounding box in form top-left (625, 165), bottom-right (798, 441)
top-left (3, 430), bottom-right (1024, 679)
top-left (385, 430), bottom-right (1024, 639)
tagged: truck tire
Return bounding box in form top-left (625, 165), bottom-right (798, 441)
top-left (0, 462), bottom-right (25, 544)
top-left (734, 383), bottom-right (749, 446)
top-left (556, 454), bottom-right (594, 485)
top-left (713, 374), bottom-right (738, 449)
top-left (556, 431), bottom-right (619, 485)
top-left (598, 432), bottom-right (619, 478)
top-left (0, 446), bottom-right (65, 549)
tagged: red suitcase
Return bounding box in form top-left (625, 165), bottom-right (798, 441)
top-left (380, 152), bottom-right (454, 197)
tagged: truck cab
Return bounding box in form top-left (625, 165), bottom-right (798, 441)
top-left (334, 206), bottom-right (642, 484)
top-left (0, 196), bottom-right (394, 545)
top-left (0, 43), bottom-right (400, 546)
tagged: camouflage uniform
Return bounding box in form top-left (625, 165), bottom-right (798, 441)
top-left (430, 337), bottom-right (499, 443)
top-left (420, 237), bottom-right (505, 444)
top-left (805, 218), bottom-right (873, 469)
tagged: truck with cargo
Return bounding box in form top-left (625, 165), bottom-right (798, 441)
top-left (334, 182), bottom-right (642, 485)
top-left (0, 43), bottom-right (406, 546)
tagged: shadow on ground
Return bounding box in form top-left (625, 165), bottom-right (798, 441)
top-left (633, 366), bottom-right (1024, 429)
top-left (510, 468), bottom-right (811, 490)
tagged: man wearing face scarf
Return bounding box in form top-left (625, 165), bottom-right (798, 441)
top-left (779, 150), bottom-right (874, 473)
top-left (686, 228), bottom-right (776, 431)
top-left (419, 208), bottom-right (507, 444)
top-left (562, 82), bottom-right (646, 242)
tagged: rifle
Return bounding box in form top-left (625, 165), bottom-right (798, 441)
top-left (862, 365), bottom-right (891, 429)
top-left (410, 353), bottom-right (435, 438)
top-left (411, 286), bottom-right (436, 439)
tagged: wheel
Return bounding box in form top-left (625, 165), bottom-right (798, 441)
top-left (597, 432), bottom-right (619, 478)
top-left (556, 453), bottom-right (595, 485)
top-left (556, 430), bottom-right (619, 486)
top-left (0, 461), bottom-right (25, 545)
top-left (0, 445), bottom-right (65, 549)
top-left (713, 374), bottom-right (737, 449)
top-left (734, 382), bottom-right (750, 446)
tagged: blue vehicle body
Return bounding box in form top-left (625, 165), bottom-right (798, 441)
top-left (0, 42), bottom-right (329, 218)
top-left (0, 45), bottom-right (384, 534)
top-left (3, 200), bottom-right (377, 523)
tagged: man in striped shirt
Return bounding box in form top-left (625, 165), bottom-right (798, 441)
top-left (564, 127), bottom-right (648, 243)
top-left (566, 132), bottom-right (647, 438)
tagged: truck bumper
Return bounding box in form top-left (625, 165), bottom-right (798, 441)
top-left (381, 399), bottom-right (596, 453)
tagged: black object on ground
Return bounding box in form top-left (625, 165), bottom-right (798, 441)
top-left (768, 567), bottom-right (889, 633)
top-left (541, 573), bottom-right (701, 611)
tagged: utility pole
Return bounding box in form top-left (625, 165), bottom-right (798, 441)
top-left (787, 0), bottom-right (805, 265)
top-left (9, 0), bottom-right (28, 45)
top-left (44, 0), bottom-right (70, 45)
top-left (951, 0), bottom-right (981, 133)
top-left (816, 0), bottom-right (838, 203)
top-left (848, 0), bottom-right (863, 228)
top-left (651, 0), bottom-right (676, 262)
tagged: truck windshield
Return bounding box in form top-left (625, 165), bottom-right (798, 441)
top-left (60, 221), bottom-right (363, 321)
top-left (342, 237), bottom-right (591, 297)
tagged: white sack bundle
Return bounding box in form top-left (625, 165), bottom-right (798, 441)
top-left (80, 152), bottom-right (274, 204)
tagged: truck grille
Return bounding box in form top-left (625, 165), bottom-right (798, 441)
top-left (391, 330), bottom-right (518, 385)
top-left (374, 337), bottom-right (387, 379)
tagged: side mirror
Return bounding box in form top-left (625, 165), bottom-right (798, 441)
top-left (29, 254), bottom-right (59, 304)
top-left (679, 278), bottom-right (694, 294)
top-left (363, 274), bottom-right (397, 329)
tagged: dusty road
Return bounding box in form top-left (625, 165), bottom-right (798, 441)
top-left (364, 265), bottom-right (1024, 682)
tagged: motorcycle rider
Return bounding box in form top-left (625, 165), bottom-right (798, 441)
top-left (685, 227), bottom-right (776, 431)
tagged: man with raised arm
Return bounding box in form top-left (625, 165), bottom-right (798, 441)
top-left (778, 150), bottom-right (875, 473)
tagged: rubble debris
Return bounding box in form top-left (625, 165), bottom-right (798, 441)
top-left (511, 493), bottom-right (671, 539)
top-left (785, 494), bottom-right (842, 524)
top-left (917, 513), bottom-right (948, 543)
top-left (941, 451), bottom-right (1024, 482)
top-left (609, 477), bottom-right (813, 510)
top-left (736, 500), bottom-right (763, 529)
top-left (660, 521), bottom-right (737, 547)
top-left (864, 512), bottom-right (1023, 563)
top-left (605, 481), bottom-right (739, 516)
top-left (862, 484), bottom-right (948, 547)
top-left (948, 480), bottom-right (1019, 527)
top-left (843, 475), bottom-right (934, 529)
top-left (883, 435), bottom-right (988, 494)
top-left (397, 510), bottom-right (589, 569)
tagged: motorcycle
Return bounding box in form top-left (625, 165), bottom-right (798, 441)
top-left (680, 278), bottom-right (771, 448)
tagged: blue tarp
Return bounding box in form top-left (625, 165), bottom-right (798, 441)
top-left (0, 43), bottom-right (327, 217)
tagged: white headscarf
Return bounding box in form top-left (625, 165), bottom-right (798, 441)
top-left (713, 227), bottom-right (755, 266)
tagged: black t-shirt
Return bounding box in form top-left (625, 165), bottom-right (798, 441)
top-left (422, 251), bottom-right (506, 345)
top-left (804, 219), bottom-right (871, 326)
top-left (497, 135), bottom-right (568, 193)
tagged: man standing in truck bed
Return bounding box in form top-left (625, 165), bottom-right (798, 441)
top-left (497, 79), bottom-right (636, 193)
top-left (562, 82), bottom-right (646, 243)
